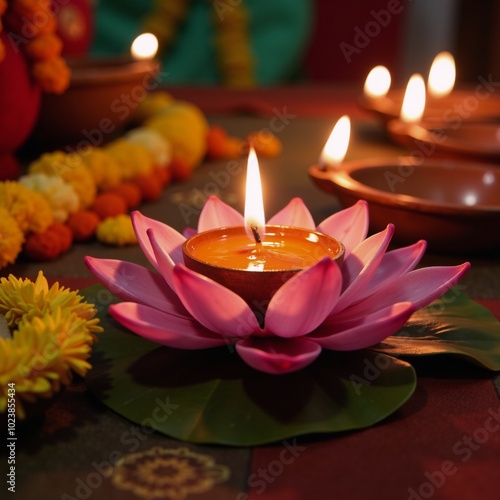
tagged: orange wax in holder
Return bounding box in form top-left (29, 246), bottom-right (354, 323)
top-left (182, 225), bottom-right (344, 315)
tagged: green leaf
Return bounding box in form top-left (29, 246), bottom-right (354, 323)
top-left (376, 288), bottom-right (500, 370)
top-left (83, 285), bottom-right (416, 446)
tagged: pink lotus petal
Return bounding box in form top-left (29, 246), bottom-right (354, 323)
top-left (173, 264), bottom-right (261, 337)
top-left (265, 257), bottom-right (342, 337)
top-left (317, 200), bottom-right (369, 257)
top-left (355, 240), bottom-right (427, 303)
top-left (267, 198), bottom-right (316, 229)
top-left (110, 302), bottom-right (226, 349)
top-left (235, 337), bottom-right (321, 374)
top-left (84, 257), bottom-right (188, 316)
top-left (131, 211), bottom-right (185, 269)
top-left (198, 196), bottom-right (244, 232)
top-left (331, 225), bottom-right (394, 314)
top-left (310, 302), bottom-right (414, 350)
top-left (147, 229), bottom-right (176, 290)
top-left (337, 262), bottom-right (471, 319)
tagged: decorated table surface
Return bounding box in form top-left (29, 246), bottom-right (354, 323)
top-left (3, 85), bottom-right (500, 500)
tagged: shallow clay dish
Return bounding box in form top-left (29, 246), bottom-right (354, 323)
top-left (387, 119), bottom-right (500, 160)
top-left (359, 88), bottom-right (500, 123)
top-left (32, 57), bottom-right (159, 146)
top-left (309, 157), bottom-right (500, 254)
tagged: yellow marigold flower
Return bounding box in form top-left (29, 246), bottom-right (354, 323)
top-left (0, 271), bottom-right (103, 339)
top-left (133, 91), bottom-right (175, 124)
top-left (0, 308), bottom-right (94, 418)
top-left (105, 139), bottom-right (154, 180)
top-left (125, 127), bottom-right (172, 168)
top-left (96, 215), bottom-right (138, 246)
top-left (19, 173), bottom-right (79, 223)
top-left (28, 190), bottom-right (54, 233)
top-left (79, 148), bottom-right (123, 191)
top-left (0, 208), bottom-right (24, 270)
top-left (0, 180), bottom-right (53, 233)
top-left (146, 100), bottom-right (208, 169)
top-left (29, 151), bottom-right (97, 209)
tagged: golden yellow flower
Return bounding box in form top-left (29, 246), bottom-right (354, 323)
top-left (0, 208), bottom-right (24, 270)
top-left (0, 180), bottom-right (51, 234)
top-left (0, 308), bottom-right (94, 419)
top-left (96, 215), bottom-right (138, 247)
top-left (79, 147), bottom-right (123, 191)
top-left (28, 151), bottom-right (97, 209)
top-left (0, 271), bottom-right (103, 338)
top-left (105, 139), bottom-right (154, 180)
top-left (0, 271), bottom-right (101, 418)
top-left (145, 101), bottom-right (208, 169)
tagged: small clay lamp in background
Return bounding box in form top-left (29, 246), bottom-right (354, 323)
top-left (32, 33), bottom-right (160, 147)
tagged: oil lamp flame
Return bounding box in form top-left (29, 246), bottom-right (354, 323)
top-left (428, 51), bottom-right (456, 98)
top-left (131, 33), bottom-right (159, 60)
top-left (401, 74), bottom-right (426, 123)
top-left (244, 147), bottom-right (265, 241)
top-left (364, 65), bottom-right (391, 98)
top-left (320, 115), bottom-right (351, 167)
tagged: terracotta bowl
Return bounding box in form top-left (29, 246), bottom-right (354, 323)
top-left (359, 87), bottom-right (500, 123)
top-left (31, 56), bottom-right (159, 147)
top-left (387, 118), bottom-right (500, 160)
top-left (309, 158), bottom-right (500, 254)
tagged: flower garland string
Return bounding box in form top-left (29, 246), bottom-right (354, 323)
top-left (142, 0), bottom-right (255, 87)
top-left (0, 91), bottom-right (281, 269)
top-left (0, 0), bottom-right (70, 93)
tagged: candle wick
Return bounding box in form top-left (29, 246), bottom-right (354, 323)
top-left (250, 225), bottom-right (262, 244)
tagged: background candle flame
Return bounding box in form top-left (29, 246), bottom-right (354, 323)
top-left (428, 51), bottom-right (456, 98)
top-left (244, 147), bottom-right (266, 241)
top-left (401, 74), bottom-right (426, 123)
top-left (131, 33), bottom-right (159, 60)
top-left (364, 65), bottom-right (391, 98)
top-left (320, 115), bottom-right (351, 167)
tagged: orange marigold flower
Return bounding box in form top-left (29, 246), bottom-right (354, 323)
top-left (66, 210), bottom-right (100, 242)
top-left (23, 229), bottom-right (62, 261)
top-left (91, 193), bottom-right (127, 220)
top-left (152, 165), bottom-right (172, 188)
top-left (47, 222), bottom-right (73, 253)
top-left (131, 173), bottom-right (162, 202)
top-left (32, 57), bottom-right (71, 94)
top-left (245, 131), bottom-right (282, 158)
top-left (25, 33), bottom-right (62, 61)
top-left (109, 182), bottom-right (143, 210)
top-left (8, 1), bottom-right (57, 36)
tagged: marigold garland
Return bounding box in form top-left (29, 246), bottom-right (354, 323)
top-left (0, 91), bottom-right (282, 270)
top-left (0, 271), bottom-right (102, 418)
top-left (0, 0), bottom-right (70, 93)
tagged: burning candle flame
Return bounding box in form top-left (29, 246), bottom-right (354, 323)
top-left (364, 65), bottom-right (391, 98)
top-left (244, 147), bottom-right (265, 241)
top-left (401, 74), bottom-right (426, 123)
top-left (131, 33), bottom-right (159, 60)
top-left (320, 115), bottom-right (351, 167)
top-left (428, 51), bottom-right (456, 98)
